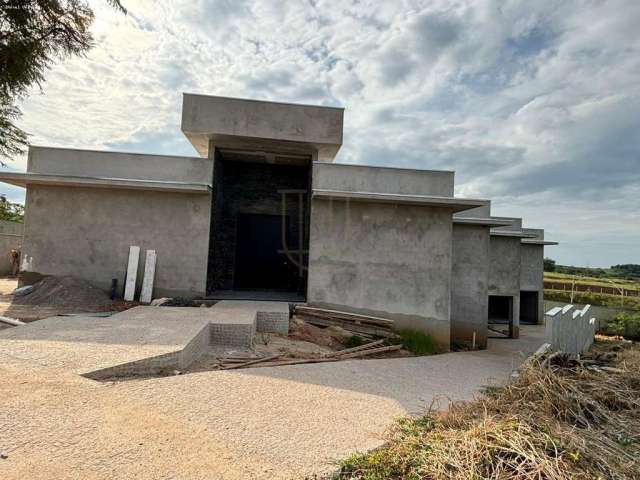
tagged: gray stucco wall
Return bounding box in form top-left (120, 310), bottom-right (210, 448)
top-left (307, 199), bottom-right (453, 348)
top-left (313, 162), bottom-right (454, 197)
top-left (489, 235), bottom-right (522, 336)
top-left (451, 224), bottom-right (489, 348)
top-left (28, 146), bottom-right (212, 184)
top-left (520, 243), bottom-right (544, 323)
top-left (22, 185), bottom-right (211, 298)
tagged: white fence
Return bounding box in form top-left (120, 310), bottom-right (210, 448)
top-left (544, 304), bottom-right (597, 355)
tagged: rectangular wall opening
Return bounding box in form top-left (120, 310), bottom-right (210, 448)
top-left (520, 291), bottom-right (539, 325)
top-left (488, 295), bottom-right (513, 338)
top-left (206, 148), bottom-right (311, 301)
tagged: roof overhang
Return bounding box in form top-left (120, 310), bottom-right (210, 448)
top-left (490, 230), bottom-right (539, 239)
top-left (181, 94), bottom-right (344, 161)
top-left (0, 172), bottom-right (211, 194)
top-left (521, 239), bottom-right (559, 245)
top-left (454, 217), bottom-right (515, 227)
top-left (313, 189), bottom-right (487, 212)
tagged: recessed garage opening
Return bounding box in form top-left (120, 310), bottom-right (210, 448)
top-left (520, 291), bottom-right (539, 325)
top-left (488, 295), bottom-right (513, 338)
top-left (206, 148), bottom-right (311, 301)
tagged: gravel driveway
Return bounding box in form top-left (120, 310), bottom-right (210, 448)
top-left (0, 326), bottom-right (544, 479)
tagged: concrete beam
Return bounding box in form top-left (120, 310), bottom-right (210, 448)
top-left (0, 172), bottom-right (211, 194)
top-left (313, 189), bottom-right (487, 212)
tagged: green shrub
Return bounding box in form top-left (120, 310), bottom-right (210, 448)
top-left (342, 335), bottom-right (367, 348)
top-left (603, 312), bottom-right (640, 341)
top-left (394, 328), bottom-right (438, 355)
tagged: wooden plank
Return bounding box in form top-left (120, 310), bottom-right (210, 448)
top-left (325, 339), bottom-right (385, 358)
top-left (139, 249), bottom-right (157, 303)
top-left (123, 246), bottom-right (140, 301)
top-left (294, 306), bottom-right (394, 327)
top-left (243, 357), bottom-right (340, 368)
top-left (336, 344), bottom-right (402, 360)
top-left (300, 315), bottom-right (394, 338)
top-left (221, 354), bottom-right (281, 370)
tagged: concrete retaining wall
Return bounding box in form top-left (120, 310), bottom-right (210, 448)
top-left (308, 199), bottom-right (452, 347)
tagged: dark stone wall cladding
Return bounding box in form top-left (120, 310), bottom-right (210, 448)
top-left (207, 155), bottom-right (310, 292)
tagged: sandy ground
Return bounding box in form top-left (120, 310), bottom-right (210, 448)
top-left (0, 309), bottom-right (545, 480)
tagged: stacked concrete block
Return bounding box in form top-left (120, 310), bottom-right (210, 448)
top-left (544, 304), bottom-right (596, 355)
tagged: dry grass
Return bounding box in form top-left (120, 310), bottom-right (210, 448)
top-left (336, 339), bottom-right (640, 479)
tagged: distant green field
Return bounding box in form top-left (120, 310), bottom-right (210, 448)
top-left (544, 272), bottom-right (640, 290)
top-left (544, 289), bottom-right (640, 310)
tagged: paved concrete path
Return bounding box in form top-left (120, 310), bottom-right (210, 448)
top-left (0, 326), bottom-right (544, 479)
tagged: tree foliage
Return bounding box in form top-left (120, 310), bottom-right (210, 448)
top-left (0, 0), bottom-right (126, 162)
top-left (543, 257), bottom-right (556, 272)
top-left (0, 194), bottom-right (24, 222)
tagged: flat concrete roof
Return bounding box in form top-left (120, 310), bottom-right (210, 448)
top-left (181, 94), bottom-right (344, 161)
top-left (313, 189), bottom-right (487, 212)
top-left (0, 171), bottom-right (211, 194)
top-left (453, 217), bottom-right (514, 227)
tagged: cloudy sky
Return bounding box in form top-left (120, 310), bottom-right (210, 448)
top-left (5, 0), bottom-right (640, 267)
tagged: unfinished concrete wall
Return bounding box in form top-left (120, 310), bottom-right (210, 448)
top-left (307, 200), bottom-right (452, 348)
top-left (28, 146), bottom-right (212, 183)
top-left (451, 224), bottom-right (489, 348)
top-left (22, 185), bottom-right (211, 298)
top-left (313, 162), bottom-right (454, 196)
top-left (489, 235), bottom-right (522, 337)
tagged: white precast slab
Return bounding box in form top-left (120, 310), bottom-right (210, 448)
top-left (124, 246), bottom-right (140, 301)
top-left (139, 250), bottom-right (157, 303)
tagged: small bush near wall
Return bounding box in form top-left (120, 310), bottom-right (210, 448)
top-left (394, 329), bottom-right (438, 355)
top-left (603, 312), bottom-right (640, 341)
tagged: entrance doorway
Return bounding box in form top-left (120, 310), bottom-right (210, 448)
top-left (206, 148), bottom-right (311, 301)
top-left (234, 214), bottom-right (295, 290)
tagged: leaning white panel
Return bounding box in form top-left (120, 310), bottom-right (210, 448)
top-left (124, 246), bottom-right (140, 301)
top-left (140, 249), bottom-right (157, 304)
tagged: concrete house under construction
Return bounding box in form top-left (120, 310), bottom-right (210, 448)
top-left (0, 94), bottom-right (556, 349)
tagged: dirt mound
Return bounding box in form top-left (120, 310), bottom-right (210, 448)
top-left (13, 276), bottom-right (112, 309)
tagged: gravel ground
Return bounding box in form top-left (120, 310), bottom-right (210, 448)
top-left (0, 325), bottom-right (545, 479)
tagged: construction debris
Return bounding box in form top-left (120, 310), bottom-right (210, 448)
top-left (0, 316), bottom-right (26, 327)
top-left (12, 276), bottom-right (112, 309)
top-left (294, 305), bottom-right (395, 337)
top-left (216, 340), bottom-right (403, 370)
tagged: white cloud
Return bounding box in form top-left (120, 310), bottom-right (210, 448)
top-left (5, 0), bottom-right (639, 267)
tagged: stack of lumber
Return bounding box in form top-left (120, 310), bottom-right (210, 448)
top-left (294, 305), bottom-right (395, 337)
top-left (216, 340), bottom-right (402, 370)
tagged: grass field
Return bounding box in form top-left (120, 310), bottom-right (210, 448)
top-left (544, 289), bottom-right (640, 310)
top-left (545, 272), bottom-right (640, 290)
